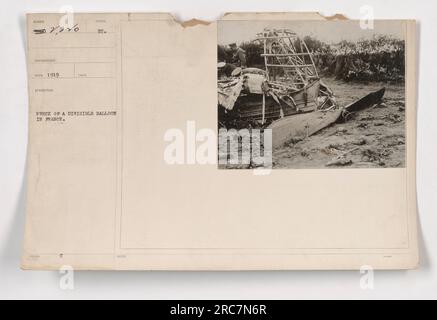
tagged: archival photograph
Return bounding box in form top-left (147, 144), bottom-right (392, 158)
top-left (217, 20), bottom-right (406, 169)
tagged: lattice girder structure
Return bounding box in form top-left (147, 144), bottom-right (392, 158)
top-left (255, 28), bottom-right (319, 90)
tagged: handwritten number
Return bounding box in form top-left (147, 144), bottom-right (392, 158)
top-left (33, 24), bottom-right (80, 35)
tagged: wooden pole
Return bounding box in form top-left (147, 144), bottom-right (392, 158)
top-left (302, 40), bottom-right (319, 78)
top-left (263, 35), bottom-right (269, 81)
top-left (262, 93), bottom-right (266, 125)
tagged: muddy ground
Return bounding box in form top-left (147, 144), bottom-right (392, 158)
top-left (272, 78), bottom-right (406, 169)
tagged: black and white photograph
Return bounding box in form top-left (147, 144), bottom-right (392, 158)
top-left (218, 20), bottom-right (406, 169)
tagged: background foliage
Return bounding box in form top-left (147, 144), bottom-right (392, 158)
top-left (218, 35), bottom-right (405, 82)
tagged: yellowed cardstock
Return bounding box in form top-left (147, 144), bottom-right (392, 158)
top-left (22, 13), bottom-right (418, 270)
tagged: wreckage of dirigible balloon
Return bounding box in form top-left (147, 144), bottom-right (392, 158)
top-left (217, 28), bottom-right (385, 148)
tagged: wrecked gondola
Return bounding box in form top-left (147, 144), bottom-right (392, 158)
top-left (218, 28), bottom-right (385, 149)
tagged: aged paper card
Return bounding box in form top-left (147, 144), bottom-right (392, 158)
top-left (22, 13), bottom-right (418, 270)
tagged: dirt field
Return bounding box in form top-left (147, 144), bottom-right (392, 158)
top-left (272, 78), bottom-right (406, 169)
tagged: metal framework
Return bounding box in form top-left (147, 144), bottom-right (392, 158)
top-left (255, 28), bottom-right (319, 90)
